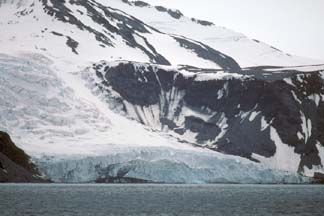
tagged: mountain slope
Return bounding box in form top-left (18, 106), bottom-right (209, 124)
top-left (0, 0), bottom-right (242, 71)
top-left (0, 0), bottom-right (323, 182)
top-left (108, 0), bottom-right (323, 67)
top-left (83, 61), bottom-right (324, 176)
top-left (0, 53), bottom-right (308, 183)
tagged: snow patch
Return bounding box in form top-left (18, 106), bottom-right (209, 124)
top-left (214, 113), bottom-right (228, 143)
top-left (194, 71), bottom-right (245, 82)
top-left (300, 111), bottom-right (312, 143)
top-left (260, 116), bottom-right (270, 131)
top-left (308, 94), bottom-right (321, 107)
top-left (249, 111), bottom-right (260, 122)
top-left (252, 126), bottom-right (301, 172)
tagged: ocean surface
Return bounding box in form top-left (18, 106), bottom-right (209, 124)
top-left (0, 184), bottom-right (324, 216)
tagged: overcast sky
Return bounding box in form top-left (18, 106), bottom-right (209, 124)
top-left (144, 0), bottom-right (324, 61)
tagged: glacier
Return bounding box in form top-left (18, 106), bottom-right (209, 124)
top-left (37, 147), bottom-right (308, 184)
top-left (0, 53), bottom-right (310, 184)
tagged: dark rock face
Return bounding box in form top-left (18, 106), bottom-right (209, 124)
top-left (155, 6), bottom-right (167, 12)
top-left (90, 62), bottom-right (324, 174)
top-left (51, 31), bottom-right (79, 54)
top-left (95, 162), bottom-right (152, 183)
top-left (0, 131), bottom-right (48, 183)
top-left (95, 176), bottom-right (150, 183)
top-left (133, 1), bottom-right (150, 7)
top-left (184, 116), bottom-right (221, 143)
top-left (103, 64), bottom-right (162, 106)
top-left (173, 36), bottom-right (241, 73)
top-left (167, 9), bottom-right (183, 19)
top-left (191, 18), bottom-right (214, 26)
top-left (66, 36), bottom-right (79, 54)
top-left (155, 6), bottom-right (183, 19)
top-left (314, 172), bottom-right (324, 183)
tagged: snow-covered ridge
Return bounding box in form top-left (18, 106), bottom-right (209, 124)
top-left (121, 0), bottom-right (215, 26)
top-left (0, 0), bottom-right (243, 71)
top-left (105, 0), bottom-right (324, 67)
top-left (1, 0), bottom-right (322, 72)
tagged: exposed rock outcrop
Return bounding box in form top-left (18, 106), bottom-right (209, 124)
top-left (84, 61), bottom-right (324, 176)
top-left (0, 131), bottom-right (49, 183)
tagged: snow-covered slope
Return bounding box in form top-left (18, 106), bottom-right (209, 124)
top-left (0, 0), bottom-right (242, 72)
top-left (108, 0), bottom-right (323, 67)
top-left (0, 0), bottom-right (324, 182)
top-left (2, 0), bottom-right (321, 71)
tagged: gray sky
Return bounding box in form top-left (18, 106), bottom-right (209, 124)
top-left (144, 0), bottom-right (324, 61)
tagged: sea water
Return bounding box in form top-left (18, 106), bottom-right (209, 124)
top-left (0, 184), bottom-right (323, 216)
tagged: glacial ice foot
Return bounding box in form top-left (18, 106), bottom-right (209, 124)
top-left (36, 146), bottom-right (310, 184)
